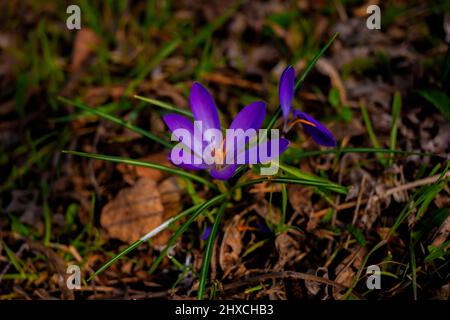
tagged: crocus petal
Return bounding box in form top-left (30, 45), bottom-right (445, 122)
top-left (210, 164), bottom-right (238, 180)
top-left (229, 101), bottom-right (266, 131)
top-left (163, 113), bottom-right (206, 157)
top-left (168, 147), bottom-right (207, 170)
top-left (190, 82), bottom-right (221, 132)
top-left (279, 66), bottom-right (295, 123)
top-left (293, 110), bottom-right (337, 147)
top-left (163, 114), bottom-right (196, 145)
top-left (226, 101), bottom-right (266, 159)
top-left (201, 226), bottom-right (212, 240)
top-left (241, 138), bottom-right (289, 164)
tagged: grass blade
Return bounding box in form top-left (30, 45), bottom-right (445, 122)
top-left (149, 194), bottom-right (227, 274)
top-left (418, 89), bottom-right (450, 122)
top-left (134, 95), bottom-right (193, 118)
top-left (87, 203), bottom-right (202, 282)
top-left (409, 237), bottom-right (418, 300)
top-left (62, 150), bottom-right (217, 190)
top-left (186, 1), bottom-right (242, 53)
top-left (125, 38), bottom-right (181, 96)
top-left (198, 201), bottom-right (227, 299)
top-left (237, 177), bottom-right (347, 195)
top-left (295, 32), bottom-right (339, 90)
top-left (58, 96), bottom-right (172, 149)
top-left (289, 147), bottom-right (444, 159)
top-left (389, 91), bottom-right (402, 166)
top-left (360, 103), bottom-right (387, 167)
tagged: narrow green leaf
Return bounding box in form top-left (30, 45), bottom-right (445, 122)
top-left (418, 89), bottom-right (450, 122)
top-left (87, 203), bottom-right (202, 281)
top-left (280, 183), bottom-right (287, 227)
top-left (409, 237), bottom-right (418, 300)
top-left (62, 150), bottom-right (217, 190)
top-left (186, 1), bottom-right (242, 53)
top-left (295, 32), bottom-right (339, 90)
top-left (389, 91), bottom-right (402, 166)
top-left (149, 194), bottom-right (226, 274)
top-left (125, 38), bottom-right (181, 96)
top-left (198, 202), bottom-right (227, 299)
top-left (58, 96), bottom-right (172, 148)
top-left (290, 147), bottom-right (443, 159)
top-left (237, 177), bottom-right (347, 195)
top-left (134, 95), bottom-right (193, 118)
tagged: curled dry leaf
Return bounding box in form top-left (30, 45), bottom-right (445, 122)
top-left (274, 231), bottom-right (303, 270)
top-left (100, 178), bottom-right (164, 244)
top-left (219, 214), bottom-right (244, 275)
top-left (100, 176), bottom-right (185, 246)
top-left (305, 268), bottom-right (329, 297)
top-left (332, 247), bottom-right (367, 299)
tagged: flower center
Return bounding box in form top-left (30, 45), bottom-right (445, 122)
top-left (211, 139), bottom-right (227, 164)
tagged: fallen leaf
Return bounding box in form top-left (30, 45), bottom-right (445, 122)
top-left (274, 231), bottom-right (302, 270)
top-left (117, 152), bottom-right (171, 184)
top-left (100, 178), bottom-right (164, 244)
top-left (71, 28), bottom-right (100, 72)
top-left (219, 214), bottom-right (244, 275)
top-left (151, 176), bottom-right (186, 246)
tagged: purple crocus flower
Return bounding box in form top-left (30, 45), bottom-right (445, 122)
top-left (163, 82), bottom-right (289, 180)
top-left (279, 66), bottom-right (337, 147)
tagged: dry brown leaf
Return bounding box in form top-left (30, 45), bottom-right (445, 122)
top-left (332, 268), bottom-right (355, 299)
top-left (117, 152), bottom-right (171, 184)
top-left (332, 247), bottom-right (367, 299)
top-left (151, 176), bottom-right (186, 246)
top-left (274, 232), bottom-right (302, 270)
top-left (100, 178), bottom-right (164, 244)
top-left (305, 268), bottom-right (329, 297)
top-left (219, 214), bottom-right (244, 274)
top-left (83, 85), bottom-right (125, 106)
top-left (432, 215), bottom-right (450, 247)
top-left (288, 185), bottom-right (314, 214)
top-left (71, 28), bottom-right (100, 72)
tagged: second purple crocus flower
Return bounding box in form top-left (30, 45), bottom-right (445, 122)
top-left (279, 66), bottom-right (337, 147)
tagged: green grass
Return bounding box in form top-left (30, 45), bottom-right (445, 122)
top-left (389, 91), bottom-right (402, 167)
top-left (62, 150), bottom-right (217, 190)
top-left (198, 201), bottom-right (227, 299)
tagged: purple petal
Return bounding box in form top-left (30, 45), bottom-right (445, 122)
top-left (293, 110), bottom-right (337, 147)
top-left (256, 221), bottom-right (272, 234)
top-left (201, 226), bottom-right (212, 240)
top-left (163, 114), bottom-right (195, 144)
top-left (226, 101), bottom-right (266, 159)
top-left (163, 113), bottom-right (206, 158)
top-left (168, 148), bottom-right (207, 170)
top-left (279, 66), bottom-right (295, 123)
top-left (210, 164), bottom-right (238, 180)
top-left (190, 82), bottom-right (221, 131)
top-left (229, 101), bottom-right (266, 131)
top-left (241, 138), bottom-right (289, 164)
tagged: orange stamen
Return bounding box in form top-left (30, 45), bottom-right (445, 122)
top-left (289, 118), bottom-right (317, 128)
top-left (212, 139), bottom-right (228, 163)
